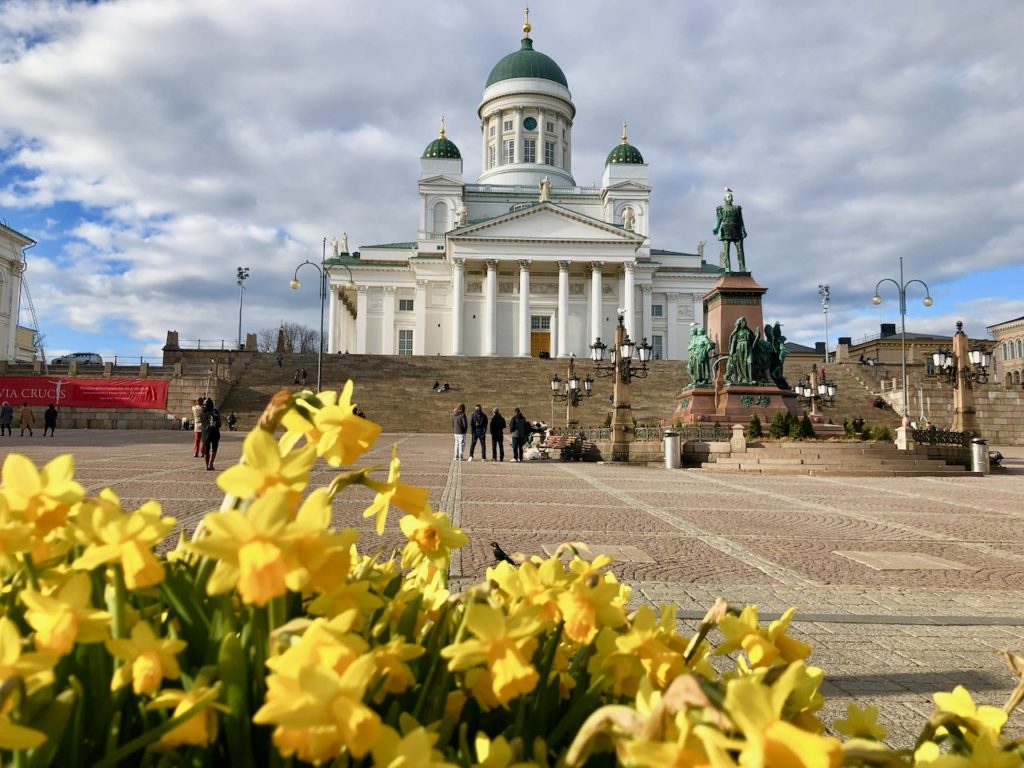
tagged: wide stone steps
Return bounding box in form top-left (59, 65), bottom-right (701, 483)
top-left (696, 441), bottom-right (969, 476)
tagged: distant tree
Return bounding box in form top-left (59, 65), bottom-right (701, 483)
top-left (256, 323), bottom-right (320, 354)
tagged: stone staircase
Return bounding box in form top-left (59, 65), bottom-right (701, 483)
top-left (698, 441), bottom-right (971, 476)
top-left (218, 354), bottom-right (693, 433)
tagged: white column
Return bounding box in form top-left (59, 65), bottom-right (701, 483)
top-left (557, 260), bottom-right (570, 358)
top-left (640, 284), bottom-right (653, 345)
top-left (537, 108), bottom-right (545, 166)
top-left (518, 260), bottom-right (531, 357)
top-left (414, 280), bottom-right (427, 355)
top-left (451, 258), bottom-right (465, 356)
top-left (484, 259), bottom-right (498, 356)
top-left (666, 292), bottom-right (679, 361)
top-left (623, 263), bottom-right (636, 341)
top-left (514, 106), bottom-right (523, 164)
top-left (382, 287), bottom-right (396, 355)
top-left (355, 286), bottom-right (369, 354)
top-left (590, 261), bottom-right (603, 345)
top-left (549, 313), bottom-right (557, 357)
top-left (327, 287), bottom-right (339, 354)
top-left (480, 121), bottom-right (487, 174)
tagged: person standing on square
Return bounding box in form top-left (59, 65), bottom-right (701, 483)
top-left (451, 404), bottom-right (467, 460)
top-left (43, 404), bottom-right (58, 436)
top-left (489, 407), bottom-right (507, 462)
top-left (509, 407), bottom-right (529, 462)
top-left (468, 404), bottom-right (488, 461)
top-left (191, 397), bottom-right (203, 457)
top-left (18, 402), bottom-right (34, 437)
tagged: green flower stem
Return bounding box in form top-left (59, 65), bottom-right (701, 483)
top-left (268, 595), bottom-right (286, 631)
top-left (20, 553), bottom-right (40, 591)
top-left (109, 565), bottom-right (128, 639)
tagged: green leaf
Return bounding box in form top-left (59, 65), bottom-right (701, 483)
top-left (159, 568), bottom-right (213, 666)
top-left (26, 688), bottom-right (76, 768)
top-left (218, 633), bottom-right (255, 768)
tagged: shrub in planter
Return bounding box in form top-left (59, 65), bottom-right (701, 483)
top-left (746, 413), bottom-right (763, 439)
top-left (0, 382), bottom-right (1019, 767)
top-left (768, 410), bottom-right (791, 439)
top-left (871, 425), bottom-right (893, 442)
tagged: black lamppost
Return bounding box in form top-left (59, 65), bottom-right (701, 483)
top-left (871, 257), bottom-right (933, 417)
top-left (818, 283), bottom-right (830, 363)
top-left (236, 266), bottom-right (250, 349)
top-left (590, 312), bottom-right (652, 460)
top-left (932, 322), bottom-right (991, 388)
top-left (550, 354), bottom-right (593, 428)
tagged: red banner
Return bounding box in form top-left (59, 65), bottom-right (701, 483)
top-left (0, 378), bottom-right (169, 409)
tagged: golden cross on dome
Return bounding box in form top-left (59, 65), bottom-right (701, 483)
top-left (523, 7), bottom-right (531, 37)
top-left (439, 114), bottom-right (446, 138)
top-left (621, 122), bottom-right (629, 144)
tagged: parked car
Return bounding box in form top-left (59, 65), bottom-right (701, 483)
top-left (51, 352), bottom-right (104, 365)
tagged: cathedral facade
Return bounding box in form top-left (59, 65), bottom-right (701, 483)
top-left (324, 19), bottom-right (721, 361)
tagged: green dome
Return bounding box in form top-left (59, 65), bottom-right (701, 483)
top-left (606, 124), bottom-right (644, 165)
top-left (485, 37), bottom-right (568, 88)
top-left (422, 135), bottom-right (461, 159)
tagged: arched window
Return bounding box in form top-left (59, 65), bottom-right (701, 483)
top-left (1007, 372), bottom-right (1014, 387)
top-left (1014, 370), bottom-right (1022, 385)
top-left (1017, 338), bottom-right (1023, 358)
top-left (432, 202), bottom-right (450, 237)
top-left (1003, 342), bottom-right (1010, 360)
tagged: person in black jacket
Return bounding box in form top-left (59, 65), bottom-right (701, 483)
top-left (468, 404), bottom-right (488, 461)
top-left (489, 407), bottom-right (507, 462)
top-left (508, 407), bottom-right (529, 463)
top-left (200, 398), bottom-right (222, 471)
top-left (43, 404), bottom-right (58, 436)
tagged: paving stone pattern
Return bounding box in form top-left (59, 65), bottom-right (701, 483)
top-left (3, 430), bottom-right (1024, 748)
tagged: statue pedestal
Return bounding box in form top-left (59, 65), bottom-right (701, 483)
top-left (674, 385), bottom-right (799, 424)
top-left (703, 272), bottom-right (767, 355)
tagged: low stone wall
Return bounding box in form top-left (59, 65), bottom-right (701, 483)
top-left (682, 440), bottom-right (733, 467)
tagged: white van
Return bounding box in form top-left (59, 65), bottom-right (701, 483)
top-left (52, 352), bottom-right (104, 365)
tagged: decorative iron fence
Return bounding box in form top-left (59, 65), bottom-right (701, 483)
top-left (547, 423), bottom-right (732, 442)
top-left (910, 428), bottom-right (970, 446)
top-left (672, 423), bottom-right (733, 441)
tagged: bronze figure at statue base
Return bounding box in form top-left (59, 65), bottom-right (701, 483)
top-left (674, 271), bottom-right (801, 425)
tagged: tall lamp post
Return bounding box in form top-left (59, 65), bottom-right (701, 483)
top-left (590, 312), bottom-right (652, 461)
top-left (871, 256), bottom-right (933, 418)
top-left (818, 283), bottom-right (830, 363)
top-left (290, 238), bottom-right (356, 392)
top-left (236, 266), bottom-right (250, 349)
top-left (931, 321), bottom-right (991, 433)
top-left (550, 354), bottom-right (593, 428)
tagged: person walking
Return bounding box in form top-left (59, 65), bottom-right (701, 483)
top-left (43, 404), bottom-right (58, 436)
top-left (300, 368), bottom-right (308, 386)
top-left (0, 402), bottom-right (12, 436)
top-left (200, 398), bottom-right (222, 471)
top-left (451, 404), bottom-right (467, 461)
top-left (276, 354), bottom-right (283, 367)
top-left (18, 402), bottom-right (35, 437)
top-left (468, 404), bottom-right (488, 461)
top-left (191, 397), bottom-right (203, 457)
top-left (509, 407), bottom-right (529, 463)
top-left (489, 407), bottom-right (507, 462)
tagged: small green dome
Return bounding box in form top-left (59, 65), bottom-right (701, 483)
top-left (422, 118), bottom-right (461, 159)
top-left (486, 37), bottom-right (568, 88)
top-left (606, 123), bottom-right (644, 165)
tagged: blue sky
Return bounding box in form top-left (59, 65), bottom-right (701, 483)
top-left (1, 0), bottom-right (1022, 362)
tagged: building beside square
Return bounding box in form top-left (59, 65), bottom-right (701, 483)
top-left (0, 223), bottom-right (36, 362)
top-left (323, 16), bottom-right (722, 360)
top-left (987, 315), bottom-right (1024, 387)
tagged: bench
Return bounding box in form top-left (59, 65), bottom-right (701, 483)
top-left (536, 434), bottom-right (571, 459)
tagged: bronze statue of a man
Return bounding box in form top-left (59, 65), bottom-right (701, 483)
top-left (712, 188), bottom-right (747, 272)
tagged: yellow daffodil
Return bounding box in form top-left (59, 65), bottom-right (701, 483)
top-left (615, 605), bottom-right (685, 690)
top-left (623, 709), bottom-right (735, 768)
top-left (716, 605), bottom-right (806, 669)
top-left (557, 571), bottom-right (628, 645)
top-left (362, 445), bottom-right (430, 534)
top-left (21, 571), bottom-right (110, 655)
top-left (473, 732), bottom-right (539, 768)
top-left (288, 495), bottom-right (360, 595)
top-left (722, 661), bottom-right (842, 768)
top-left (254, 655), bottom-right (381, 761)
top-left (0, 616), bottom-right (54, 694)
top-left (0, 494), bottom-right (34, 557)
top-left (370, 636), bottom-right (424, 697)
top-left (442, 603), bottom-right (542, 705)
top-left (106, 621), bottom-right (187, 695)
top-left (147, 684), bottom-right (226, 747)
top-left (487, 557), bottom-right (568, 622)
top-left (914, 730), bottom-right (1021, 767)
top-left (282, 382), bottom-right (381, 467)
top-left (1, 453), bottom-right (84, 536)
top-left (932, 685), bottom-right (1008, 737)
top-left (216, 429), bottom-right (316, 501)
top-left (0, 716), bottom-right (47, 751)
top-left (372, 723), bottom-right (457, 768)
top-left (399, 505), bottom-right (467, 570)
top-left (766, 608), bottom-right (812, 664)
top-left (265, 614), bottom-right (368, 680)
top-left (71, 490), bottom-right (175, 589)
top-left (833, 703), bottom-right (887, 741)
top-left (188, 490), bottom-right (296, 606)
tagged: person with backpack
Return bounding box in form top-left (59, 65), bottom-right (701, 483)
top-left (508, 407), bottom-right (529, 463)
top-left (0, 402), bottom-right (12, 436)
top-left (200, 398), bottom-right (222, 471)
top-left (468, 404), bottom-right (488, 461)
top-left (489, 407), bottom-right (507, 462)
top-left (451, 403), bottom-right (467, 461)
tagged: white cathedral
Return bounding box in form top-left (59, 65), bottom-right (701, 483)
top-left (324, 16), bottom-right (723, 361)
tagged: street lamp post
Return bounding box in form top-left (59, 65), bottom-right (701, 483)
top-left (872, 257), bottom-right (933, 418)
top-left (818, 283), bottom-right (830, 363)
top-left (931, 321), bottom-right (991, 433)
top-left (549, 354), bottom-right (593, 428)
top-left (236, 266), bottom-right (250, 349)
top-left (590, 312), bottom-right (652, 460)
top-left (290, 238), bottom-right (356, 393)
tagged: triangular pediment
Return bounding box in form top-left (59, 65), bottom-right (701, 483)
top-left (449, 203), bottom-right (642, 243)
top-left (603, 180), bottom-right (651, 193)
top-left (418, 174), bottom-right (464, 186)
